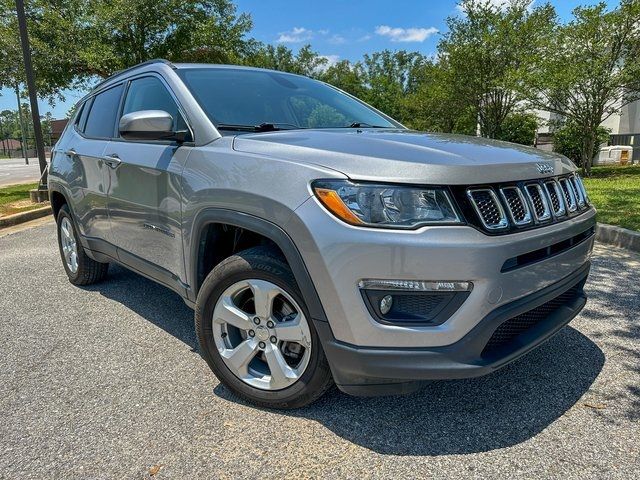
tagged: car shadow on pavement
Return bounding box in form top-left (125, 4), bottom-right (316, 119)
top-left (86, 266), bottom-right (605, 456)
top-left (216, 327), bottom-right (604, 456)
top-left (82, 264), bottom-right (198, 349)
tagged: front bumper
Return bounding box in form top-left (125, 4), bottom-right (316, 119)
top-left (288, 197), bottom-right (595, 348)
top-left (315, 262), bottom-right (589, 395)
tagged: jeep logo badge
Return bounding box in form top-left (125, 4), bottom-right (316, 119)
top-left (536, 162), bottom-right (554, 174)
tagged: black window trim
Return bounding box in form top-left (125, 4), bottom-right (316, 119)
top-left (75, 82), bottom-right (125, 141)
top-left (112, 72), bottom-right (195, 145)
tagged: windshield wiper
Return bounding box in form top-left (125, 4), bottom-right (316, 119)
top-left (345, 122), bottom-right (389, 128)
top-left (216, 122), bottom-right (303, 132)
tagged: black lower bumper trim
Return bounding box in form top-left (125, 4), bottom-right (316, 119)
top-left (316, 262), bottom-right (590, 396)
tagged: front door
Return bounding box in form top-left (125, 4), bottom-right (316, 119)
top-left (105, 75), bottom-right (192, 287)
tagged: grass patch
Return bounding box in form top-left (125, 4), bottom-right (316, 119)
top-left (0, 183), bottom-right (43, 217)
top-left (582, 165), bottom-right (640, 231)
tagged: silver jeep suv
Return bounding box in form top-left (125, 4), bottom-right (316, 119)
top-left (49, 59), bottom-right (595, 408)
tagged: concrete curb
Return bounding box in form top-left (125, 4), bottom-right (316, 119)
top-left (596, 222), bottom-right (640, 253)
top-left (0, 206), bottom-right (52, 229)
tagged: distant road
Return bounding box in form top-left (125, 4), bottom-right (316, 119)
top-left (0, 158), bottom-right (45, 187)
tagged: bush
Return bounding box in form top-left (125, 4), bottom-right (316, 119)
top-left (553, 122), bottom-right (610, 166)
top-left (495, 113), bottom-right (538, 146)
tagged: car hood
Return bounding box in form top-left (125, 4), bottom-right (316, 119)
top-left (232, 129), bottom-right (575, 184)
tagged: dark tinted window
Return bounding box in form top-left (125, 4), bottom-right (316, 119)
top-left (177, 68), bottom-right (399, 130)
top-left (75, 98), bottom-right (92, 132)
top-left (84, 84), bottom-right (123, 138)
top-left (122, 76), bottom-right (186, 132)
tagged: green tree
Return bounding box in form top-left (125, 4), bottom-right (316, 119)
top-left (524, 0), bottom-right (640, 175)
top-left (401, 59), bottom-right (476, 134)
top-left (319, 60), bottom-right (367, 99)
top-left (441, 0), bottom-right (556, 138)
top-left (553, 121), bottom-right (610, 167)
top-left (0, 0), bottom-right (255, 93)
top-left (358, 50), bottom-right (429, 123)
top-left (495, 112), bottom-right (538, 146)
top-left (246, 44), bottom-right (327, 77)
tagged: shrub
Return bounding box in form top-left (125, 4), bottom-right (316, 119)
top-left (553, 121), bottom-right (610, 166)
top-left (495, 113), bottom-right (538, 146)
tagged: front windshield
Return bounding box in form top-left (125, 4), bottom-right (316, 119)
top-left (176, 67), bottom-right (401, 131)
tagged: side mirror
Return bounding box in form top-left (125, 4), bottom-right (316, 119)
top-left (119, 110), bottom-right (186, 142)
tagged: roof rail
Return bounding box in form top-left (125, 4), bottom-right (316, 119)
top-left (92, 58), bottom-right (175, 91)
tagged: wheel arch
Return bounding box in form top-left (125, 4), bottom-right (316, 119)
top-left (48, 182), bottom-right (71, 220)
top-left (189, 208), bottom-right (328, 323)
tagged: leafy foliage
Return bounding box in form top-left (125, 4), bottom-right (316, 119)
top-left (553, 121), bottom-right (610, 166)
top-left (439, 0), bottom-right (555, 138)
top-left (495, 112), bottom-right (538, 146)
top-left (525, 0), bottom-right (640, 174)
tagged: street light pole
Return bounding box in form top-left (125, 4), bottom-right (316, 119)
top-left (15, 0), bottom-right (47, 188)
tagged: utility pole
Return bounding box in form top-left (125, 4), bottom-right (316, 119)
top-left (15, 0), bottom-right (47, 189)
top-left (15, 85), bottom-right (29, 165)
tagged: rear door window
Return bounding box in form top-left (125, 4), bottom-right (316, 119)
top-left (83, 84), bottom-right (124, 138)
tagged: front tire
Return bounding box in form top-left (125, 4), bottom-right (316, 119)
top-left (56, 204), bottom-right (109, 285)
top-left (195, 247), bottom-right (334, 409)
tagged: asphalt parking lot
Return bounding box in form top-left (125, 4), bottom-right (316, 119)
top-left (1, 219), bottom-right (638, 479)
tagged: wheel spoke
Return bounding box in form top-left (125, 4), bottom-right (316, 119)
top-left (61, 222), bottom-right (70, 239)
top-left (250, 280), bottom-right (279, 319)
top-left (221, 339), bottom-right (258, 376)
top-left (264, 344), bottom-right (298, 389)
top-left (213, 297), bottom-right (252, 330)
top-left (274, 313), bottom-right (308, 344)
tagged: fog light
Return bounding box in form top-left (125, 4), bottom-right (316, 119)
top-left (380, 295), bottom-right (393, 315)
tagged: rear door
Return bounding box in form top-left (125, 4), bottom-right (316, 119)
top-left (59, 84), bottom-right (124, 243)
top-left (104, 74), bottom-right (192, 287)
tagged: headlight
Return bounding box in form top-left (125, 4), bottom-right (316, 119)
top-left (312, 180), bottom-right (462, 229)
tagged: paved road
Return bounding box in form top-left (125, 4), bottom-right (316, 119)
top-left (0, 158), bottom-right (45, 187)
top-left (0, 220), bottom-right (638, 479)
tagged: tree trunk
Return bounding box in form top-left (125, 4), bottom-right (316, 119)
top-left (582, 131), bottom-right (596, 177)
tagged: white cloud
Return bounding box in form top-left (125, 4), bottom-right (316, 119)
top-left (276, 27), bottom-right (314, 43)
top-left (374, 25), bottom-right (438, 43)
top-left (320, 55), bottom-right (340, 67)
top-left (327, 34), bottom-right (346, 45)
top-left (358, 34), bottom-right (372, 42)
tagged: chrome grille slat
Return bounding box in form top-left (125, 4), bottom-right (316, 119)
top-left (524, 183), bottom-right (552, 221)
top-left (499, 187), bottom-right (531, 225)
top-left (544, 180), bottom-right (566, 217)
top-left (467, 188), bottom-right (508, 230)
top-left (559, 178), bottom-right (578, 212)
top-left (570, 175), bottom-right (586, 208)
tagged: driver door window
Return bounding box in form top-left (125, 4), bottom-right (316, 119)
top-left (121, 76), bottom-right (188, 135)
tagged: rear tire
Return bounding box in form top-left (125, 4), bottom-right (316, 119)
top-left (56, 204), bottom-right (109, 285)
top-left (195, 246), bottom-right (334, 409)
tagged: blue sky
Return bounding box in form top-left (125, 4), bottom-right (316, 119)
top-left (0, 0), bottom-right (615, 119)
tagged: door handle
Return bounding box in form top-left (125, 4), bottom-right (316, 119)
top-left (65, 148), bottom-right (77, 157)
top-left (103, 153), bottom-right (122, 169)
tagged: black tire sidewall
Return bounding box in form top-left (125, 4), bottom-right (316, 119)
top-left (56, 205), bottom-right (84, 283)
top-left (195, 251), bottom-right (332, 408)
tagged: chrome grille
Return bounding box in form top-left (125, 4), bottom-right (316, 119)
top-left (500, 187), bottom-right (531, 225)
top-left (524, 184), bottom-right (551, 221)
top-left (559, 178), bottom-right (578, 212)
top-left (544, 180), bottom-right (566, 217)
top-left (465, 174), bottom-right (590, 233)
top-left (570, 176), bottom-right (586, 208)
top-left (467, 189), bottom-right (508, 230)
